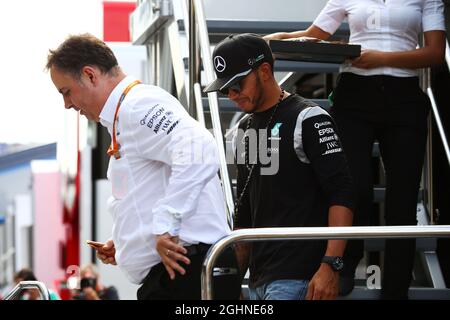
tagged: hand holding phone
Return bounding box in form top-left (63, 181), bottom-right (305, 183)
top-left (86, 240), bottom-right (105, 249)
top-left (87, 239), bottom-right (117, 265)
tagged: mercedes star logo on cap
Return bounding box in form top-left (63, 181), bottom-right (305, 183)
top-left (214, 56), bottom-right (226, 72)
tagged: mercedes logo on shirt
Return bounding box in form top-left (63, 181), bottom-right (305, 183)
top-left (214, 56), bottom-right (226, 72)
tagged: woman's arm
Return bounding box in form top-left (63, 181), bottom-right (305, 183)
top-left (263, 25), bottom-right (332, 42)
top-left (352, 30), bottom-right (446, 69)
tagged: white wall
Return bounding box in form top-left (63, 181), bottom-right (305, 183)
top-left (203, 0), bottom-right (329, 21)
top-left (31, 160), bottom-right (65, 293)
top-left (13, 194), bottom-right (33, 270)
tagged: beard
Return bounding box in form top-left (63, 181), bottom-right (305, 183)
top-left (247, 72), bottom-right (265, 113)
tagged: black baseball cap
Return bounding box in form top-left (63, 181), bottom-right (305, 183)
top-left (204, 33), bottom-right (274, 93)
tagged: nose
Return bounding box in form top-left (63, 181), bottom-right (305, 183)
top-left (228, 89), bottom-right (239, 100)
top-left (63, 96), bottom-right (74, 110)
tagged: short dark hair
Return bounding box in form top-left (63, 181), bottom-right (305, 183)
top-left (46, 33), bottom-right (118, 78)
top-left (14, 268), bottom-right (37, 282)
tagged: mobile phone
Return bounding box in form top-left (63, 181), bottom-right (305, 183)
top-left (86, 240), bottom-right (105, 249)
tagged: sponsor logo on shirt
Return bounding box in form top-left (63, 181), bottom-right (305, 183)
top-left (140, 106), bottom-right (180, 135)
top-left (166, 120), bottom-right (180, 135)
top-left (322, 148), bottom-right (342, 155)
top-left (140, 104), bottom-right (159, 125)
top-left (314, 121), bottom-right (332, 129)
top-left (315, 122), bottom-right (341, 155)
top-left (271, 123), bottom-right (282, 137)
top-left (319, 133), bottom-right (339, 144)
top-left (146, 107), bottom-right (165, 129)
top-left (318, 127), bottom-right (335, 136)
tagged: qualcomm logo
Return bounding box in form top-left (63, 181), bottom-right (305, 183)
top-left (271, 123), bottom-right (282, 136)
top-left (214, 56), bottom-right (226, 72)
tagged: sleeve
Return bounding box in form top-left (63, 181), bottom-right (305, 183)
top-left (313, 0), bottom-right (347, 35)
top-left (124, 90), bottom-right (220, 236)
top-left (232, 120), bottom-right (252, 229)
top-left (422, 0), bottom-right (445, 32)
top-left (294, 106), bottom-right (355, 211)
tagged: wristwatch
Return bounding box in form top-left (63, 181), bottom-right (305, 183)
top-left (321, 256), bottom-right (344, 272)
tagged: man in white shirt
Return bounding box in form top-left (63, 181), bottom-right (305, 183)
top-left (46, 34), bottom-right (240, 300)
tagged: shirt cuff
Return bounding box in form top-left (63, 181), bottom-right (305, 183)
top-left (152, 207), bottom-right (182, 236)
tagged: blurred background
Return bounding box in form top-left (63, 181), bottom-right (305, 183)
top-left (0, 0), bottom-right (144, 300)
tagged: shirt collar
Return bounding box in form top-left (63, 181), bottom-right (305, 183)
top-left (99, 75), bottom-right (137, 132)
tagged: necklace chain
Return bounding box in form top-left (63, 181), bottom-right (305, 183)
top-left (234, 89), bottom-right (285, 219)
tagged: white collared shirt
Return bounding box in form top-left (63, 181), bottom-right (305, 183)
top-left (313, 0), bottom-right (445, 77)
top-left (99, 76), bottom-right (230, 284)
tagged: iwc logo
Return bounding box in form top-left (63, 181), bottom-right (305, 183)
top-left (214, 56), bottom-right (226, 72)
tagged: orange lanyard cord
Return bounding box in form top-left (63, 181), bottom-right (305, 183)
top-left (107, 80), bottom-right (141, 158)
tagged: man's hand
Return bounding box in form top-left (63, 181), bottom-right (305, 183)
top-left (96, 239), bottom-right (117, 265)
top-left (305, 264), bottom-right (339, 300)
top-left (155, 233), bottom-right (190, 280)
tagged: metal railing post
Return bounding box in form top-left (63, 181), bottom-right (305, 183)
top-left (4, 281), bottom-right (50, 300)
top-left (188, 0), bottom-right (200, 116)
top-left (201, 225), bottom-right (450, 299)
top-left (192, 0), bottom-right (235, 228)
top-left (427, 88), bottom-right (450, 169)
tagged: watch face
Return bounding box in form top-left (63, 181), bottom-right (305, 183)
top-left (333, 257), bottom-right (344, 271)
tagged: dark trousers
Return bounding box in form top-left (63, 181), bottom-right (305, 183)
top-left (137, 245), bottom-right (241, 300)
top-left (331, 73), bottom-right (431, 299)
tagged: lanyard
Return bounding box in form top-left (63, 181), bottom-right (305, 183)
top-left (107, 80), bottom-right (141, 159)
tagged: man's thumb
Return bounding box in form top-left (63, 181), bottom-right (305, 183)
top-left (104, 240), bottom-right (114, 250)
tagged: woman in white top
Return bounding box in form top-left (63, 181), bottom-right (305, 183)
top-left (265, 0), bottom-right (446, 299)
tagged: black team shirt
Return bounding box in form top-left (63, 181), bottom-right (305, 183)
top-left (234, 94), bottom-right (354, 288)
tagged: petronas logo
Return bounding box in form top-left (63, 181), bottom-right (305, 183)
top-left (271, 123), bottom-right (282, 136)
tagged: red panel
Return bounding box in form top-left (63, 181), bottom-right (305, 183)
top-left (103, 1), bottom-right (136, 42)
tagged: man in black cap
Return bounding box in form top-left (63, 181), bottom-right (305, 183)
top-left (205, 33), bottom-right (354, 300)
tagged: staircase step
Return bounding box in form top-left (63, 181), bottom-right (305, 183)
top-left (338, 286), bottom-right (450, 300)
top-left (373, 186), bottom-right (424, 203)
top-left (201, 97), bottom-right (331, 112)
top-left (364, 238), bottom-right (436, 251)
top-left (274, 60), bottom-right (340, 73)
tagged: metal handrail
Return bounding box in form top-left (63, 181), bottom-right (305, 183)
top-left (446, 41), bottom-right (450, 69)
top-left (192, 0), bottom-right (235, 228)
top-left (194, 82), bottom-right (206, 127)
top-left (201, 225), bottom-right (450, 299)
top-left (427, 87), bottom-right (450, 168)
top-left (4, 281), bottom-right (50, 300)
top-left (424, 40), bottom-right (450, 170)
top-left (189, 0), bottom-right (200, 115)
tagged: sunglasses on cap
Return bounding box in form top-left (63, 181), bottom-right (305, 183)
top-left (219, 82), bottom-right (242, 96)
top-left (218, 69), bottom-right (258, 96)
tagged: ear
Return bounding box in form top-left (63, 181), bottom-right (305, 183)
top-left (258, 62), bottom-right (273, 81)
top-left (81, 66), bottom-right (97, 85)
